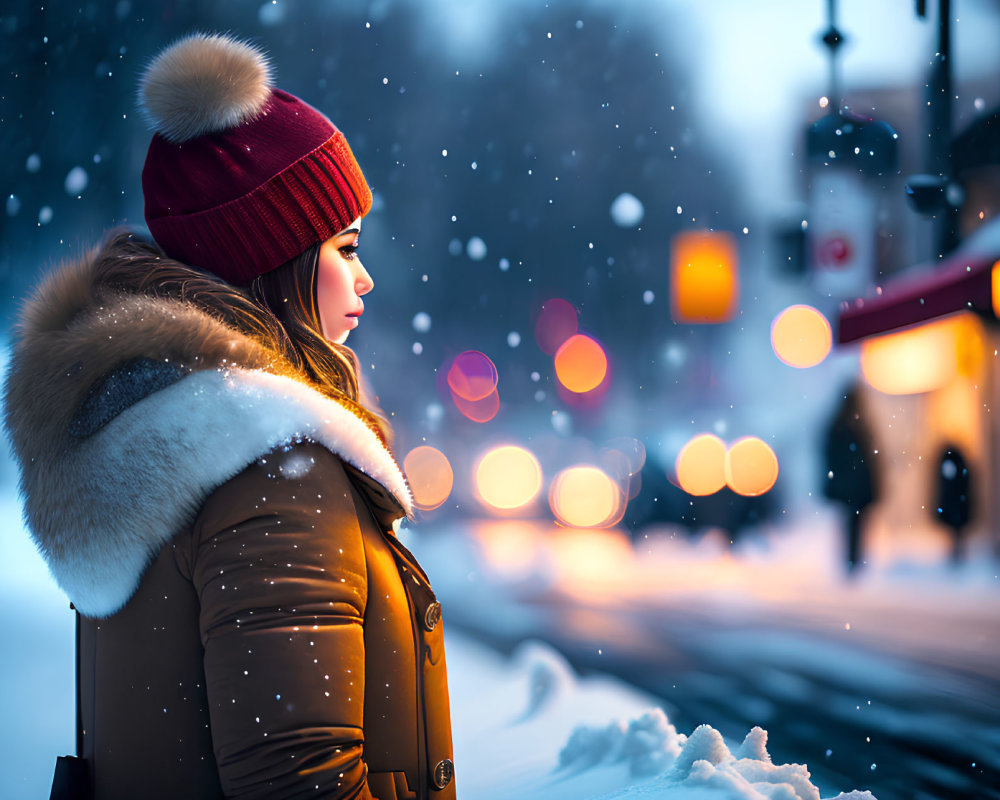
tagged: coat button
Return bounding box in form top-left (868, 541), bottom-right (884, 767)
top-left (433, 758), bottom-right (454, 789)
top-left (424, 601), bottom-right (442, 631)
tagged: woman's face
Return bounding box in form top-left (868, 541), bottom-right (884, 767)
top-left (316, 218), bottom-right (374, 344)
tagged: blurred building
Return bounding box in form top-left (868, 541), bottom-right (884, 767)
top-left (835, 105), bottom-right (1000, 562)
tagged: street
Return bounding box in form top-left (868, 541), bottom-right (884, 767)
top-left (418, 520), bottom-right (1000, 800)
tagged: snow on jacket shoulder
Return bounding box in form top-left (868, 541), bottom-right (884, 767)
top-left (2, 235), bottom-right (454, 799)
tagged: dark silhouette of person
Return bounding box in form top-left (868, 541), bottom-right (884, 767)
top-left (933, 444), bottom-right (975, 564)
top-left (822, 386), bottom-right (879, 573)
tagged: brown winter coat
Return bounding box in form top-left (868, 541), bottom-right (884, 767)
top-left (3, 237), bottom-right (455, 799)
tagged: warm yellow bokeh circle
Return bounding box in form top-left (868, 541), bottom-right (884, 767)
top-left (475, 445), bottom-right (543, 510)
top-left (724, 437), bottom-right (779, 496)
top-left (770, 305), bottom-right (832, 368)
top-left (676, 434), bottom-right (727, 496)
top-left (549, 465), bottom-right (623, 527)
top-left (403, 446), bottom-right (454, 510)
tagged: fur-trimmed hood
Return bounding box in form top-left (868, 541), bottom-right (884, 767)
top-left (3, 235), bottom-right (412, 618)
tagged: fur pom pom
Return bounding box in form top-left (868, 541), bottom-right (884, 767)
top-left (139, 33), bottom-right (272, 143)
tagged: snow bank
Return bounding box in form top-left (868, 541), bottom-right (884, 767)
top-left (564, 717), bottom-right (878, 800)
top-left (447, 631), bottom-right (878, 800)
top-left (560, 707), bottom-right (684, 777)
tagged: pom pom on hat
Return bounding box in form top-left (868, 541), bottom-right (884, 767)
top-left (139, 33), bottom-right (273, 143)
top-left (140, 32), bottom-right (373, 285)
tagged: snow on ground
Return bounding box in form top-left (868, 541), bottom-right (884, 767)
top-left (445, 629), bottom-right (876, 800)
top-left (402, 508), bottom-right (1000, 799)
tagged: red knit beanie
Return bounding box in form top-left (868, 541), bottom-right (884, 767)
top-left (139, 34), bottom-right (372, 285)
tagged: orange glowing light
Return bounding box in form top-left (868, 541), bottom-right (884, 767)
top-left (403, 446), bottom-right (454, 510)
top-left (670, 231), bottom-right (739, 323)
top-left (770, 305), bottom-right (832, 368)
top-left (452, 387), bottom-right (500, 423)
top-left (475, 445), bottom-right (543, 511)
top-left (535, 298), bottom-right (579, 355)
top-left (447, 350), bottom-right (498, 401)
top-left (724, 437), bottom-right (778, 496)
top-left (992, 261), bottom-right (1000, 319)
top-left (675, 434), bottom-right (726, 496)
top-left (554, 334), bottom-right (608, 393)
top-left (549, 465), bottom-right (624, 528)
top-left (928, 380), bottom-right (980, 447)
top-left (860, 313), bottom-right (983, 395)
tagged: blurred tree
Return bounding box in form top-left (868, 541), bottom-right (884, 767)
top-left (2, 1), bottom-right (741, 458)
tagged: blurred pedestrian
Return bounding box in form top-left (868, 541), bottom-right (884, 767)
top-left (822, 385), bottom-right (879, 574)
top-left (933, 444), bottom-right (975, 564)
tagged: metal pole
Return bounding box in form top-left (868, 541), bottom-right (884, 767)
top-left (930, 0), bottom-right (957, 254)
top-left (823, 0), bottom-right (844, 111)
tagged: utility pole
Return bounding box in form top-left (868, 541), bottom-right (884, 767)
top-left (910, 0), bottom-right (958, 257)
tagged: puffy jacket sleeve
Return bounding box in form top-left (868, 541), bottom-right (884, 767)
top-left (184, 442), bottom-right (375, 799)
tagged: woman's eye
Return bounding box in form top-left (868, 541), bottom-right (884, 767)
top-left (339, 244), bottom-right (358, 260)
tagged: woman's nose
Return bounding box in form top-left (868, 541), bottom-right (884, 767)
top-left (355, 260), bottom-right (374, 295)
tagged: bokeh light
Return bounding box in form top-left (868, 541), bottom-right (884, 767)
top-left (475, 445), bottom-right (543, 511)
top-left (535, 298), bottom-right (579, 355)
top-left (724, 437), bottom-right (779, 496)
top-left (452, 387), bottom-right (500, 423)
top-left (601, 437), bottom-right (647, 501)
top-left (670, 230), bottom-right (739, 323)
top-left (447, 350), bottom-right (498, 401)
top-left (770, 305), bottom-right (832, 368)
top-left (992, 262), bottom-right (1000, 318)
top-left (675, 434), bottom-right (727, 496)
top-left (549, 465), bottom-right (624, 528)
top-left (860, 313), bottom-right (982, 395)
top-left (607, 436), bottom-right (646, 474)
top-left (403, 446), bottom-right (454, 510)
top-left (554, 334), bottom-right (608, 393)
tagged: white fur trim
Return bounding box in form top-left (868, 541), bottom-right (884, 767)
top-left (37, 368), bottom-right (411, 618)
top-left (139, 33), bottom-right (272, 143)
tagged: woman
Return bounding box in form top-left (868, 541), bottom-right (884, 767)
top-left (3, 33), bottom-right (454, 799)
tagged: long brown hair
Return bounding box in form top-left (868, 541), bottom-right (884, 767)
top-left (250, 245), bottom-right (361, 402)
top-left (94, 230), bottom-right (391, 443)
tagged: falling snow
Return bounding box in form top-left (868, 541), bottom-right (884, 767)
top-left (412, 312), bottom-right (432, 333)
top-left (610, 192), bottom-right (645, 227)
top-left (258, 1), bottom-right (286, 26)
top-left (64, 167), bottom-right (88, 195)
top-left (466, 236), bottom-right (488, 261)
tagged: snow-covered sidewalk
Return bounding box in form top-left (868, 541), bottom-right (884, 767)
top-left (446, 631), bottom-right (876, 800)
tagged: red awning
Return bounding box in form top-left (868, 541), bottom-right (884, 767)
top-left (837, 252), bottom-right (996, 344)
